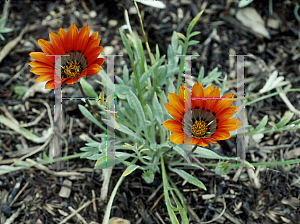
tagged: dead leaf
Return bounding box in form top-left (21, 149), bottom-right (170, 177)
top-left (236, 7), bottom-right (270, 39)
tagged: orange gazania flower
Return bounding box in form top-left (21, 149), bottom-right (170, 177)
top-left (29, 24), bottom-right (105, 89)
top-left (162, 82), bottom-right (242, 147)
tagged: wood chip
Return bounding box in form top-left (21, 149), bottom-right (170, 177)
top-left (108, 217), bottom-right (130, 224)
top-left (59, 180), bottom-right (72, 198)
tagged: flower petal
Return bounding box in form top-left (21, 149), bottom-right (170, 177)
top-left (218, 119), bottom-right (242, 131)
top-left (216, 106), bottom-right (238, 122)
top-left (58, 28), bottom-right (67, 50)
top-left (49, 32), bottom-right (65, 55)
top-left (178, 85), bottom-right (191, 110)
top-left (169, 93), bottom-right (185, 115)
top-left (36, 74), bottom-right (54, 82)
top-left (30, 67), bottom-right (54, 75)
top-left (38, 39), bottom-right (55, 55)
top-left (170, 132), bottom-right (184, 144)
top-left (45, 80), bottom-right (55, 89)
top-left (197, 139), bottom-right (209, 146)
top-left (211, 130), bottom-right (231, 140)
top-left (94, 58), bottom-right (105, 66)
top-left (191, 82), bottom-right (204, 109)
top-left (87, 47), bottom-right (103, 66)
top-left (29, 61), bottom-right (53, 68)
top-left (29, 52), bottom-right (54, 67)
top-left (164, 103), bottom-right (183, 122)
top-left (66, 24), bottom-right (78, 52)
top-left (205, 87), bottom-right (220, 111)
top-left (213, 94), bottom-right (234, 113)
top-left (162, 119), bottom-right (183, 133)
top-left (86, 64), bottom-right (101, 76)
top-left (75, 25), bottom-right (90, 52)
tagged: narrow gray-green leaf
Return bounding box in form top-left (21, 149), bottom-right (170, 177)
top-left (254, 115), bottom-right (268, 132)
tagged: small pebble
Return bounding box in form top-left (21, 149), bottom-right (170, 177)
top-left (108, 20), bottom-right (118, 27)
top-left (89, 10), bottom-right (97, 18)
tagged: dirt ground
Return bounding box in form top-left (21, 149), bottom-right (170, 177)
top-left (0, 0), bottom-right (300, 223)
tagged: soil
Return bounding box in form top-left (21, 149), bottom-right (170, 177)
top-left (0, 0), bottom-right (300, 224)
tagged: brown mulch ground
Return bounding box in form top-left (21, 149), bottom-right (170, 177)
top-left (1, 0), bottom-right (300, 223)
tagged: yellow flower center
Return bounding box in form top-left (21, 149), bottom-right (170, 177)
top-left (192, 120), bottom-right (208, 137)
top-left (63, 61), bottom-right (82, 79)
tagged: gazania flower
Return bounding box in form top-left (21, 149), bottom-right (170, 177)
top-left (162, 82), bottom-right (242, 147)
top-left (29, 24), bottom-right (105, 89)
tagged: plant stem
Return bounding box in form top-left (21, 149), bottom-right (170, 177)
top-left (102, 174), bottom-right (126, 224)
top-left (78, 82), bottom-right (104, 124)
top-left (134, 1), bottom-right (154, 66)
top-left (189, 154), bottom-right (214, 173)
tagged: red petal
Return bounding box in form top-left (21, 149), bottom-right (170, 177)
top-left (58, 28), bottom-right (67, 51)
top-left (66, 24), bottom-right (79, 52)
top-left (49, 32), bottom-right (65, 55)
top-left (76, 25), bottom-right (90, 52)
top-left (86, 64), bottom-right (101, 76)
top-left (191, 82), bottom-right (204, 109)
top-left (87, 47), bottom-right (103, 66)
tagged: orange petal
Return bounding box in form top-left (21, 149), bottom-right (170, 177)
top-left (162, 119), bottom-right (183, 133)
top-left (76, 25), bottom-right (90, 52)
top-left (183, 136), bottom-right (201, 145)
top-left (66, 24), bottom-right (78, 52)
top-left (211, 130), bottom-right (231, 140)
top-left (36, 74), bottom-right (54, 82)
top-left (216, 106), bottom-right (238, 122)
top-left (204, 138), bottom-right (218, 144)
top-left (213, 94), bottom-right (234, 113)
top-left (45, 80), bottom-right (55, 89)
top-left (30, 67), bottom-right (54, 75)
top-left (86, 64), bottom-right (101, 76)
top-left (29, 52), bottom-right (54, 67)
top-left (178, 85), bottom-right (191, 110)
top-left (169, 93), bottom-right (185, 115)
top-left (58, 28), bottom-right (67, 51)
top-left (170, 132), bottom-right (184, 144)
top-left (87, 47), bottom-right (103, 66)
top-left (205, 87), bottom-right (220, 111)
top-left (38, 39), bottom-right (55, 55)
top-left (197, 139), bottom-right (209, 146)
top-left (164, 103), bottom-right (183, 122)
top-left (29, 61), bottom-right (53, 68)
top-left (218, 119), bottom-right (242, 131)
top-left (49, 32), bottom-right (65, 55)
top-left (191, 82), bottom-right (204, 109)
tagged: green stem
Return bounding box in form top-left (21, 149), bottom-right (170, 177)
top-left (102, 174), bottom-right (126, 224)
top-left (134, 1), bottom-right (154, 66)
top-left (176, 38), bottom-right (190, 93)
top-left (78, 82), bottom-right (104, 125)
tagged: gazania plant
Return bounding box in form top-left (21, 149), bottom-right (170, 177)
top-left (0, 3), bottom-right (291, 224)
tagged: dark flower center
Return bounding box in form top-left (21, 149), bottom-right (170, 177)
top-left (61, 51), bottom-right (87, 80)
top-left (181, 107), bottom-right (218, 139)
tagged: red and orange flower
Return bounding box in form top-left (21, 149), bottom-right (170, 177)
top-left (29, 24), bottom-right (105, 89)
top-left (162, 82), bottom-right (242, 147)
